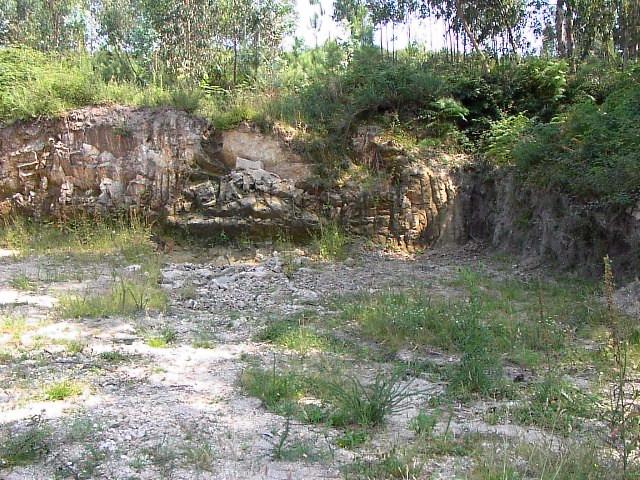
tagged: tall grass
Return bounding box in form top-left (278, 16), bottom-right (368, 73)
top-left (0, 213), bottom-right (153, 260)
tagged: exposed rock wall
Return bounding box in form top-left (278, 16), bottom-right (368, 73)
top-left (172, 168), bottom-right (320, 238)
top-left (326, 164), bottom-right (465, 249)
top-left (0, 106), bottom-right (220, 216)
top-left (0, 107), bottom-right (465, 246)
top-left (467, 169), bottom-right (640, 276)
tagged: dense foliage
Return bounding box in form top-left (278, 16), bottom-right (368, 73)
top-left (511, 70), bottom-right (640, 206)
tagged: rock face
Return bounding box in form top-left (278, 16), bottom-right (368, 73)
top-left (0, 107), bottom-right (465, 246)
top-left (0, 106), bottom-right (220, 216)
top-left (221, 123), bottom-right (312, 182)
top-left (1, 106), bottom-right (638, 276)
top-left (467, 169), bottom-right (640, 276)
top-left (174, 168), bottom-right (320, 238)
top-left (325, 163), bottom-right (465, 249)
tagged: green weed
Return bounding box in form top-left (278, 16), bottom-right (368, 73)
top-left (9, 274), bottom-right (36, 291)
top-left (0, 214), bottom-right (154, 260)
top-left (66, 414), bottom-right (100, 443)
top-left (97, 351), bottom-right (129, 363)
top-left (239, 364), bottom-right (308, 417)
top-left (43, 380), bottom-right (82, 400)
top-left (336, 430), bottom-right (368, 449)
top-left (257, 317), bottom-right (332, 354)
top-left (344, 448), bottom-right (423, 480)
top-left (314, 221), bottom-right (348, 261)
top-left (145, 326), bottom-right (177, 348)
top-left (182, 442), bottom-right (216, 471)
top-left (60, 340), bottom-right (86, 354)
top-left (324, 373), bottom-right (415, 428)
top-left (0, 315), bottom-right (28, 341)
top-left (54, 445), bottom-right (106, 479)
top-left (409, 411), bottom-right (437, 436)
top-left (58, 272), bottom-right (167, 319)
top-left (513, 375), bottom-right (597, 434)
top-left (276, 441), bottom-right (327, 462)
top-left (472, 440), bottom-right (617, 480)
top-left (448, 298), bottom-right (504, 396)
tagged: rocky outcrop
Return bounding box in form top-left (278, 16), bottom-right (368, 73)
top-left (0, 106), bottom-right (222, 216)
top-left (2, 106), bottom-right (636, 277)
top-left (0, 107), bottom-right (466, 246)
top-left (172, 168), bottom-right (320, 238)
top-left (325, 163), bottom-right (465, 249)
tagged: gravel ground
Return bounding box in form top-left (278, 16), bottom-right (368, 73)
top-left (0, 243), bottom-right (602, 479)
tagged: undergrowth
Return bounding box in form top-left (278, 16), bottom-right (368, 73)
top-left (57, 262), bottom-right (167, 319)
top-left (0, 419), bottom-right (50, 468)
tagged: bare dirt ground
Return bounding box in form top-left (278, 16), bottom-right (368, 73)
top-left (0, 243), bottom-right (618, 479)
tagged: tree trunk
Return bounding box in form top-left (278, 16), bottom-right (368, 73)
top-left (555, 0), bottom-right (566, 57)
top-left (454, 0), bottom-right (489, 71)
top-left (565, 0), bottom-right (574, 60)
top-left (233, 37), bottom-right (238, 85)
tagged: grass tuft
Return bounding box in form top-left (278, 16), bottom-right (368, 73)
top-left (145, 326), bottom-right (178, 348)
top-left (314, 221), bottom-right (348, 261)
top-left (9, 274), bottom-right (36, 291)
top-left (324, 373), bottom-right (414, 427)
top-left (257, 317), bottom-right (332, 354)
top-left (43, 380), bottom-right (82, 401)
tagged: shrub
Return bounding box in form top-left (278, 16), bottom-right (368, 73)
top-left (483, 113), bottom-right (533, 165)
top-left (512, 78), bottom-right (640, 207)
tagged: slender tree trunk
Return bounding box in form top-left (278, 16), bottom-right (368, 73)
top-left (619, 0), bottom-right (629, 66)
top-left (504, 23), bottom-right (519, 55)
top-left (385, 23), bottom-right (389, 58)
top-left (556, 0), bottom-right (566, 57)
top-left (565, 0), bottom-right (574, 60)
top-left (233, 36), bottom-right (238, 85)
top-left (392, 22), bottom-right (395, 62)
top-left (454, 0), bottom-right (489, 71)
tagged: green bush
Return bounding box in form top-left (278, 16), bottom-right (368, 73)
top-left (512, 76), bottom-right (640, 207)
top-left (0, 47), bottom-right (98, 122)
top-left (483, 113), bottom-right (533, 165)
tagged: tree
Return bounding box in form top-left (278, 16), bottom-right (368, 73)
top-left (340, 0), bottom-right (529, 67)
top-left (0, 0), bottom-right (89, 51)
